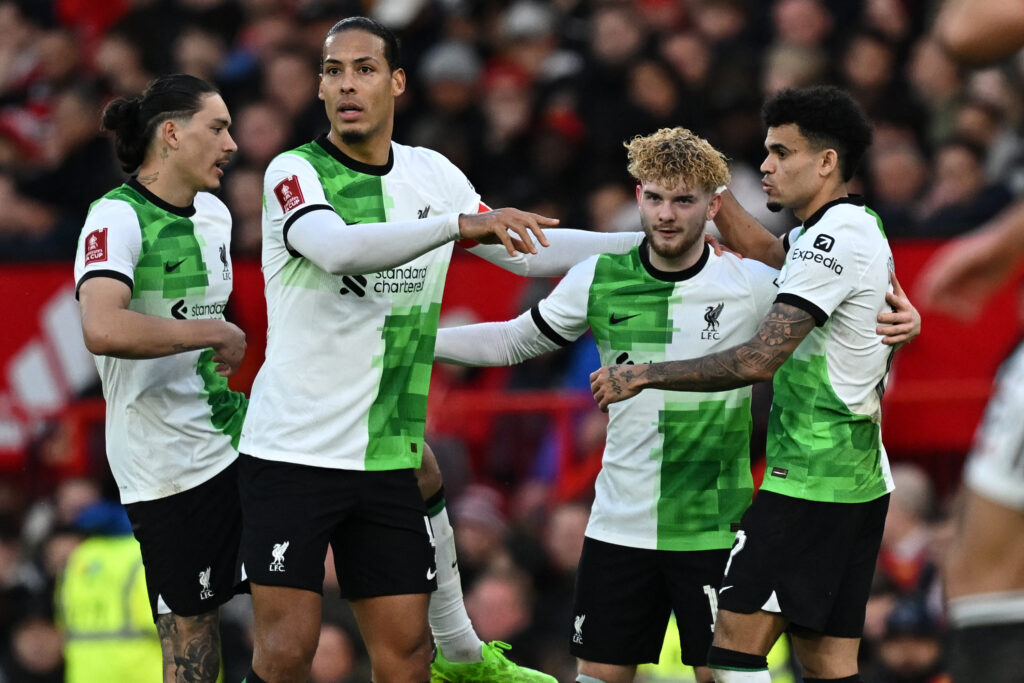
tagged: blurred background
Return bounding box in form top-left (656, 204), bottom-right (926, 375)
top-left (0, 0), bottom-right (1019, 680)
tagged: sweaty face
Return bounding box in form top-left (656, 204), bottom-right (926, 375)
top-left (173, 93), bottom-right (236, 193)
top-left (637, 179), bottom-right (715, 267)
top-left (318, 29), bottom-right (405, 149)
top-left (760, 123), bottom-right (825, 215)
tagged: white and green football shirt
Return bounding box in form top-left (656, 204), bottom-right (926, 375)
top-left (534, 242), bottom-right (778, 550)
top-left (73, 179), bottom-right (246, 504)
top-left (764, 196), bottom-right (895, 503)
top-left (240, 136), bottom-right (481, 471)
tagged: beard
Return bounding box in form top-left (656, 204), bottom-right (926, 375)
top-left (339, 128), bottom-right (369, 145)
top-left (766, 200), bottom-right (783, 213)
top-left (644, 219), bottom-right (703, 261)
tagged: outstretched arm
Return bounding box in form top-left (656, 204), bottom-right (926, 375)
top-left (713, 190), bottom-right (787, 268)
top-left (933, 0), bottom-right (1024, 65)
top-left (464, 229), bottom-right (643, 277)
top-left (590, 302), bottom-right (814, 410)
top-left (916, 199), bottom-right (1024, 320)
top-left (435, 310), bottom-right (562, 366)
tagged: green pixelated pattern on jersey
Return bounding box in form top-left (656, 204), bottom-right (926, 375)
top-left (287, 143), bottom-right (433, 469)
top-left (587, 250), bottom-right (675, 355)
top-left (764, 324), bottom-right (889, 503)
top-left (104, 185), bottom-right (211, 300)
top-left (196, 348), bottom-right (248, 448)
top-left (656, 399), bottom-right (753, 550)
top-left (365, 301), bottom-right (441, 469)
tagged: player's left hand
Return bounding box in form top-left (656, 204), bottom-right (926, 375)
top-left (590, 364), bottom-right (643, 412)
top-left (458, 208), bottom-right (557, 256)
top-left (877, 272), bottom-right (921, 346)
top-left (704, 233), bottom-right (740, 258)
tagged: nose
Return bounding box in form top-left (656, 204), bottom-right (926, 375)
top-left (760, 155), bottom-right (773, 174)
top-left (224, 131), bottom-right (238, 154)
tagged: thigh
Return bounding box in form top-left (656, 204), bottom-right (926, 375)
top-left (663, 549), bottom-right (730, 666)
top-left (250, 583), bottom-right (323, 658)
top-left (821, 494), bottom-right (888, 637)
top-left (125, 462), bottom-right (243, 620)
top-left (332, 469), bottom-right (436, 599)
top-left (350, 593), bottom-right (432, 682)
top-left (237, 454), bottom-right (340, 592)
top-left (570, 537), bottom-right (671, 665)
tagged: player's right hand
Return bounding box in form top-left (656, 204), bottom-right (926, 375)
top-left (458, 208), bottom-right (557, 256)
top-left (212, 321), bottom-right (246, 376)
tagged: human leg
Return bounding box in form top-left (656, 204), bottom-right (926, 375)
top-left (418, 443), bottom-right (556, 682)
top-left (577, 659), bottom-right (636, 683)
top-left (156, 611), bottom-right (221, 683)
top-left (351, 593), bottom-right (433, 683)
top-left (248, 584), bottom-right (322, 682)
top-left (789, 631), bottom-right (860, 679)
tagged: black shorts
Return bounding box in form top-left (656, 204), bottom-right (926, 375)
top-left (570, 537), bottom-right (729, 666)
top-left (717, 490), bottom-right (889, 638)
top-left (948, 621), bottom-right (1024, 683)
top-left (124, 461), bottom-right (245, 621)
top-left (237, 453), bottom-right (436, 598)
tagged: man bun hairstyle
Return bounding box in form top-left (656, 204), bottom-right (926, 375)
top-left (762, 86), bottom-right (873, 182)
top-left (625, 127), bottom-right (731, 192)
top-left (323, 16), bottom-right (401, 72)
top-left (101, 74), bottom-right (219, 173)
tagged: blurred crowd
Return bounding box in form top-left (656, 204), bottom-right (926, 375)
top-left (0, 0), bottom-right (1014, 680)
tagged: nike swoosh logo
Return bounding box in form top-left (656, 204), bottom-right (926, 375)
top-left (719, 585), bottom-right (733, 593)
top-left (426, 567), bottom-right (437, 580)
top-left (165, 259), bottom-right (186, 273)
top-left (609, 313), bottom-right (640, 325)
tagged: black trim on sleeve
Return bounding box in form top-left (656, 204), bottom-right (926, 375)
top-left (530, 305), bottom-right (571, 347)
top-left (126, 178), bottom-right (196, 217)
top-left (314, 133), bottom-right (394, 176)
top-left (75, 270), bottom-right (134, 300)
top-left (774, 293), bottom-right (828, 327)
top-left (282, 203), bottom-right (335, 257)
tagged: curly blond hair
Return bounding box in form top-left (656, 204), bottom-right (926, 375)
top-left (625, 127), bottom-right (730, 192)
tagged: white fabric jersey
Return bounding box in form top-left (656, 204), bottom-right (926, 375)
top-left (74, 181), bottom-right (243, 503)
top-left (764, 196), bottom-right (895, 503)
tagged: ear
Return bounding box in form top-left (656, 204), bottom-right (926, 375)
top-left (705, 191), bottom-right (723, 221)
top-left (635, 182), bottom-right (643, 204)
top-left (318, 73), bottom-right (325, 102)
top-left (820, 148), bottom-right (839, 178)
top-left (391, 67), bottom-right (407, 97)
top-left (159, 118), bottom-right (181, 150)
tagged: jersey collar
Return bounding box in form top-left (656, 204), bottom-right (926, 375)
top-left (126, 177), bottom-right (196, 217)
top-left (801, 194), bottom-right (864, 230)
top-left (315, 133), bottom-right (394, 176)
top-left (638, 237), bottom-right (710, 282)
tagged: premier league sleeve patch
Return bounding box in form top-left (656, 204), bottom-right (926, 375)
top-left (273, 175), bottom-right (305, 213)
top-left (84, 228), bottom-right (108, 264)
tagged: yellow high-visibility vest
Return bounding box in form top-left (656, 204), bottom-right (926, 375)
top-left (636, 613), bottom-right (796, 682)
top-left (55, 535), bottom-right (162, 683)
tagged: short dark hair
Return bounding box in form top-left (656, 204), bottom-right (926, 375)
top-left (762, 86), bottom-right (873, 182)
top-left (322, 16), bottom-right (401, 72)
top-left (101, 74), bottom-right (219, 173)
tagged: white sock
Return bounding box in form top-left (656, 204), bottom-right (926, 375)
top-left (428, 504), bottom-right (484, 662)
top-left (712, 670), bottom-right (771, 682)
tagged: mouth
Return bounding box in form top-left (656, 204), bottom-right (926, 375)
top-left (214, 158), bottom-right (230, 177)
top-left (337, 102), bottom-right (363, 121)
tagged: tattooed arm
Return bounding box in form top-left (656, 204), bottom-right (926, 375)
top-left (590, 302), bottom-right (815, 411)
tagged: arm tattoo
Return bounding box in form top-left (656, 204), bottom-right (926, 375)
top-left (642, 303), bottom-right (815, 392)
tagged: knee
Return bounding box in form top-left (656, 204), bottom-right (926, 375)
top-left (372, 633), bottom-right (432, 682)
top-left (157, 612), bottom-right (222, 682)
top-left (253, 622), bottom-right (319, 681)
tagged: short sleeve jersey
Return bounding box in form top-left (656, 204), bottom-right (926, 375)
top-left (534, 242), bottom-right (778, 550)
top-left (764, 196), bottom-right (895, 503)
top-left (239, 135), bottom-right (480, 470)
top-left (73, 179), bottom-right (246, 504)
